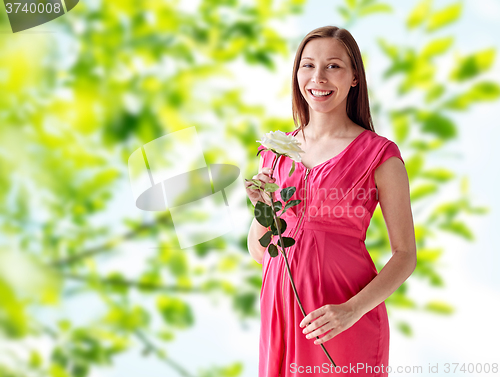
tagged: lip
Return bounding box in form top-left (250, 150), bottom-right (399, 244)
top-left (307, 89), bottom-right (334, 101)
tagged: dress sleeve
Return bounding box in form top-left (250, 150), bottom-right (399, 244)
top-left (370, 140), bottom-right (404, 189)
top-left (377, 140), bottom-right (404, 168)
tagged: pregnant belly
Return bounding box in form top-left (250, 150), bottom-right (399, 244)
top-left (283, 229), bottom-right (379, 304)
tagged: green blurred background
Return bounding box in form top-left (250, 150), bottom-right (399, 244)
top-left (1, 0), bottom-right (499, 376)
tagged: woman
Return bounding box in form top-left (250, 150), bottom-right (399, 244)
top-left (245, 26), bottom-right (417, 376)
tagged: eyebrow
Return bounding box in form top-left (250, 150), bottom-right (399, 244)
top-left (301, 57), bottom-right (343, 61)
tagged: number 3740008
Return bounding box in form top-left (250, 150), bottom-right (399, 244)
top-left (5, 2), bottom-right (62, 14)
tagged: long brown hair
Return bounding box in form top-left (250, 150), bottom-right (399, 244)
top-left (291, 26), bottom-right (374, 140)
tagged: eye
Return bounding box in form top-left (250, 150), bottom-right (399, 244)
top-left (328, 64), bottom-right (340, 68)
top-left (302, 63), bottom-right (313, 68)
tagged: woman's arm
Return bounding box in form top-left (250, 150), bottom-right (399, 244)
top-left (300, 156), bottom-right (417, 344)
top-left (248, 218), bottom-right (269, 264)
top-left (347, 155), bottom-right (417, 314)
top-left (246, 155), bottom-right (275, 264)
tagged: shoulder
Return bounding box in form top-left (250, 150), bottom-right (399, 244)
top-left (364, 129), bottom-right (393, 145)
top-left (365, 131), bottom-right (403, 161)
top-left (373, 141), bottom-right (406, 188)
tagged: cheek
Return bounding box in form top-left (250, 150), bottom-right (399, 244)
top-left (297, 72), bottom-right (309, 96)
top-left (297, 70), bottom-right (308, 87)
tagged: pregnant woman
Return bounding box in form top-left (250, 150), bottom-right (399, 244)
top-left (245, 26), bottom-right (417, 376)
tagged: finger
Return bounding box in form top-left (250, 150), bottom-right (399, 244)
top-left (256, 173), bottom-right (276, 185)
top-left (305, 322), bottom-right (331, 339)
top-left (303, 316), bottom-right (329, 335)
top-left (250, 175), bottom-right (264, 188)
top-left (300, 308), bottom-right (324, 328)
top-left (314, 329), bottom-right (337, 345)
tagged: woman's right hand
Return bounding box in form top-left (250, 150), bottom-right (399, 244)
top-left (244, 167), bottom-right (275, 207)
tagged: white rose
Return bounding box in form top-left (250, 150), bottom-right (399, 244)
top-left (257, 130), bottom-right (305, 162)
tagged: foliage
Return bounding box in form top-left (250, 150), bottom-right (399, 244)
top-left (368, 0), bottom-right (495, 333)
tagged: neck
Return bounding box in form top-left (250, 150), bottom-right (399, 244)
top-left (305, 103), bottom-right (356, 140)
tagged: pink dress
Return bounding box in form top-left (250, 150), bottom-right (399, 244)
top-left (257, 128), bottom-right (404, 377)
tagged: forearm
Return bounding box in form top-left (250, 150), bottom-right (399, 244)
top-left (247, 217), bottom-right (269, 264)
top-left (347, 250), bottom-right (417, 316)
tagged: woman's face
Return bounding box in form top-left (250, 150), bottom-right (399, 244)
top-left (297, 38), bottom-right (358, 115)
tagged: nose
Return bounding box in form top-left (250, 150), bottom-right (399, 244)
top-left (312, 68), bottom-right (327, 84)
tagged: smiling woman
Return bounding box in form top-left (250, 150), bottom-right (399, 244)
top-left (245, 25), bottom-right (417, 377)
top-left (297, 39), bottom-right (357, 111)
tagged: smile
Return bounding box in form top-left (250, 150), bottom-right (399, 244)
top-left (308, 89), bottom-right (334, 99)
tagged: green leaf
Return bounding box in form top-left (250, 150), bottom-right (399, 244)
top-left (268, 243), bottom-right (279, 257)
top-left (439, 220), bottom-right (474, 240)
top-left (280, 186), bottom-right (296, 202)
top-left (465, 203), bottom-right (489, 215)
top-left (346, 0), bottom-right (357, 9)
top-left (404, 154), bottom-right (424, 180)
top-left (158, 330), bottom-right (175, 342)
top-left (377, 37), bottom-right (398, 60)
top-left (259, 230), bottom-right (273, 247)
top-left (417, 248), bottom-right (443, 263)
top-left (410, 183), bottom-right (438, 201)
top-left (165, 251), bottom-right (188, 277)
top-left (29, 350), bottom-right (43, 368)
top-left (219, 256), bottom-right (239, 272)
top-left (387, 292), bottom-right (416, 309)
top-left (420, 113), bottom-right (457, 139)
top-left (233, 292), bottom-right (256, 315)
top-left (421, 36), bottom-right (454, 59)
top-left (337, 6), bottom-right (351, 21)
top-left (246, 275), bottom-right (262, 289)
top-left (283, 199), bottom-right (301, 212)
top-left (421, 168), bottom-right (455, 182)
top-left (50, 364), bottom-right (71, 377)
top-left (272, 200), bottom-right (283, 212)
top-left (424, 300), bottom-right (454, 315)
top-left (157, 296), bottom-right (194, 328)
top-left (450, 48), bottom-right (496, 82)
top-left (429, 201), bottom-right (461, 221)
top-left (252, 178), bottom-right (262, 186)
top-left (220, 362), bottom-right (244, 377)
top-left (104, 306), bottom-right (150, 331)
top-left (254, 201), bottom-right (273, 227)
top-left (390, 111), bottom-right (410, 143)
top-left (426, 3), bottom-right (462, 32)
top-left (277, 237), bottom-right (295, 248)
top-left (443, 81), bottom-right (500, 110)
top-left (264, 182), bottom-right (279, 192)
top-left (105, 272), bottom-right (129, 294)
top-left (199, 362), bottom-right (244, 377)
top-left (271, 218), bottom-right (287, 236)
top-left (288, 160), bottom-right (296, 177)
top-left (406, 0), bottom-right (432, 29)
top-left (396, 321), bottom-right (413, 337)
top-left (358, 3), bottom-right (392, 16)
top-left (425, 84), bottom-right (445, 103)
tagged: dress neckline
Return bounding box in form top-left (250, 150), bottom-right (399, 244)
top-left (291, 128), bottom-right (369, 170)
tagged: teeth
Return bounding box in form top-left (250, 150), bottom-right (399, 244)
top-left (311, 90), bottom-right (332, 97)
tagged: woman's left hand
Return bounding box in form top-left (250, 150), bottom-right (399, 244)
top-left (299, 302), bottom-right (362, 345)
